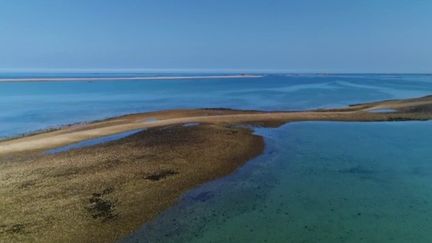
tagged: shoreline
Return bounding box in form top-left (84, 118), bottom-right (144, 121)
top-left (1, 95), bottom-right (432, 155)
top-left (0, 74), bottom-right (262, 83)
top-left (1, 95), bottom-right (432, 242)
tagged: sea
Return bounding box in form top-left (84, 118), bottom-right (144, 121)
top-left (1, 73), bottom-right (432, 242)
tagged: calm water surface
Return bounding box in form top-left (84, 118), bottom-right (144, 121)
top-left (1, 74), bottom-right (432, 242)
top-left (1, 74), bottom-right (431, 138)
top-left (125, 122), bottom-right (432, 242)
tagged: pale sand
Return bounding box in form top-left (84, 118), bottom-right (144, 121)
top-left (1, 95), bottom-right (432, 155)
top-left (0, 74), bottom-right (262, 82)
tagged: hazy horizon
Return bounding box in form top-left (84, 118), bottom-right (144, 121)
top-left (1, 0), bottom-right (431, 73)
top-left (0, 69), bottom-right (432, 75)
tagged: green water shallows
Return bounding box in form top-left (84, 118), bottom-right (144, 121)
top-left (124, 121), bottom-right (432, 243)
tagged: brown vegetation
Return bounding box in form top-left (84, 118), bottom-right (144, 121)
top-left (0, 125), bottom-right (263, 242)
top-left (1, 95), bottom-right (432, 242)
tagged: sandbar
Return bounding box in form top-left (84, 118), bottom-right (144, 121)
top-left (1, 95), bottom-right (432, 242)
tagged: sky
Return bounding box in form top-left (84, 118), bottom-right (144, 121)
top-left (0, 0), bottom-right (431, 73)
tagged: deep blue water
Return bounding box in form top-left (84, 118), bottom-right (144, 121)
top-left (1, 74), bottom-right (431, 139)
top-left (2, 73), bottom-right (432, 242)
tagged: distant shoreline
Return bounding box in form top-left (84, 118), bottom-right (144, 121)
top-left (0, 74), bottom-right (262, 82)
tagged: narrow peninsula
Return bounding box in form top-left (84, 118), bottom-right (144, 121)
top-left (1, 95), bottom-right (432, 242)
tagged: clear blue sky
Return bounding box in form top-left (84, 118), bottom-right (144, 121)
top-left (0, 0), bottom-right (431, 73)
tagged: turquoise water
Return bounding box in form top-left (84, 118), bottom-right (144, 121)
top-left (2, 74), bottom-right (432, 242)
top-left (125, 121), bottom-right (432, 242)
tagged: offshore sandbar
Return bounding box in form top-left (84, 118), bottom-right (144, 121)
top-left (0, 74), bottom-right (262, 82)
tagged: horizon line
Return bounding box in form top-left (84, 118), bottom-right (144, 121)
top-left (0, 68), bottom-right (431, 75)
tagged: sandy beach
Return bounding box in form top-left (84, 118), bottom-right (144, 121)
top-left (1, 95), bottom-right (432, 155)
top-left (1, 95), bottom-right (432, 242)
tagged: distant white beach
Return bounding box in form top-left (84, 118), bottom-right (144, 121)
top-left (0, 74), bottom-right (262, 82)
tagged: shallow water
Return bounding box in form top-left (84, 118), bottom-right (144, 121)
top-left (368, 108), bottom-right (398, 113)
top-left (2, 73), bottom-right (432, 242)
top-left (46, 129), bottom-right (143, 154)
top-left (124, 121), bottom-right (432, 242)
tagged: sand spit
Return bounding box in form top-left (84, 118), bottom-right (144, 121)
top-left (1, 95), bottom-right (432, 242)
top-left (1, 95), bottom-right (432, 155)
